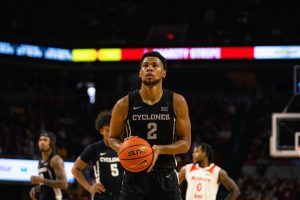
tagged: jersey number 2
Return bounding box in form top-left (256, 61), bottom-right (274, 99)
top-left (147, 122), bottom-right (157, 139)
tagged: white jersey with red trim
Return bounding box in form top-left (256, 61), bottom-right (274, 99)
top-left (185, 163), bottom-right (221, 200)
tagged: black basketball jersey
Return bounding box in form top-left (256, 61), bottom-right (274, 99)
top-left (38, 153), bottom-right (62, 200)
top-left (80, 140), bottom-right (124, 194)
top-left (126, 89), bottom-right (177, 170)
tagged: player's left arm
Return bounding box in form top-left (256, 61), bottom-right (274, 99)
top-left (218, 169), bottom-right (240, 200)
top-left (148, 93), bottom-right (191, 172)
top-left (31, 155), bottom-right (68, 190)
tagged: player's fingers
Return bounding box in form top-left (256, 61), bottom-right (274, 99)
top-left (94, 189), bottom-right (102, 194)
top-left (147, 155), bottom-right (157, 173)
top-left (97, 183), bottom-right (104, 187)
top-left (147, 155), bottom-right (158, 172)
top-left (147, 163), bottom-right (154, 173)
top-left (147, 146), bottom-right (160, 173)
top-left (97, 186), bottom-right (106, 192)
top-left (100, 188), bottom-right (106, 192)
top-left (94, 187), bottom-right (105, 194)
top-left (95, 184), bottom-right (106, 192)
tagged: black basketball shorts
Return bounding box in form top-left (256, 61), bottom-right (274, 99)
top-left (119, 169), bottom-right (182, 200)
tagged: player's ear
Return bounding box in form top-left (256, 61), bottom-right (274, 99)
top-left (139, 69), bottom-right (142, 78)
top-left (163, 70), bottom-right (166, 78)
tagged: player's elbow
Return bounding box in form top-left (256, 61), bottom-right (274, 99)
top-left (108, 136), bottom-right (113, 143)
top-left (71, 166), bottom-right (77, 176)
top-left (231, 187), bottom-right (241, 199)
top-left (108, 137), bottom-right (115, 148)
top-left (108, 134), bottom-right (117, 143)
top-left (71, 166), bottom-right (81, 181)
top-left (71, 167), bottom-right (76, 177)
top-left (185, 137), bottom-right (191, 152)
top-left (235, 188), bottom-right (241, 198)
top-left (182, 140), bottom-right (191, 153)
top-left (108, 136), bottom-right (121, 152)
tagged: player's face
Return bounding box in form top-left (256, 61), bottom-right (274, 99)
top-left (192, 146), bottom-right (200, 163)
top-left (192, 146), bottom-right (205, 165)
top-left (139, 56), bottom-right (166, 86)
top-left (100, 125), bottom-right (110, 144)
top-left (38, 136), bottom-right (51, 152)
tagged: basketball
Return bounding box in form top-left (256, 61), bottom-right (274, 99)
top-left (118, 137), bottom-right (153, 172)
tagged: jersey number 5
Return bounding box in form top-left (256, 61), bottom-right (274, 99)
top-left (147, 122), bottom-right (157, 139)
top-left (110, 163), bottom-right (119, 177)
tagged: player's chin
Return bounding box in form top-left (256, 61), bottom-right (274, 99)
top-left (142, 79), bottom-right (160, 86)
top-left (39, 147), bottom-right (47, 152)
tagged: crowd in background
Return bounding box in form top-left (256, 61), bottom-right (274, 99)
top-left (1, 0), bottom-right (300, 199)
top-left (0, 64), bottom-right (299, 199)
top-left (2, 0), bottom-right (300, 47)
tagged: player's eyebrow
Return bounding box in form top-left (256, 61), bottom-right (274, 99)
top-left (142, 61), bottom-right (160, 65)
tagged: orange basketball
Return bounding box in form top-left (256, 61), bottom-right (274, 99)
top-left (118, 137), bottom-right (153, 172)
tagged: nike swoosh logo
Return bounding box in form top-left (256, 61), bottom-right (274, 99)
top-left (134, 160), bottom-right (147, 166)
top-left (133, 106), bottom-right (143, 110)
top-left (100, 153), bottom-right (106, 156)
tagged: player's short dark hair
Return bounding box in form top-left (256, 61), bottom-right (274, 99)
top-left (140, 51), bottom-right (167, 70)
top-left (199, 143), bottom-right (214, 164)
top-left (95, 110), bottom-right (112, 131)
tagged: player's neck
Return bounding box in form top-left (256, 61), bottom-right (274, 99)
top-left (41, 150), bottom-right (52, 161)
top-left (139, 85), bottom-right (163, 105)
top-left (203, 159), bottom-right (209, 167)
top-left (197, 159), bottom-right (209, 168)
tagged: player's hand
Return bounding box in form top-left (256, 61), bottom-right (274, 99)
top-left (88, 183), bottom-right (106, 194)
top-left (147, 145), bottom-right (161, 173)
top-left (30, 176), bottom-right (44, 184)
top-left (29, 187), bottom-right (37, 200)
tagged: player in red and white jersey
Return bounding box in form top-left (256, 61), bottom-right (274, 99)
top-left (178, 143), bottom-right (240, 200)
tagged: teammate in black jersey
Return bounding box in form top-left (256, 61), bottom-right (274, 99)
top-left (72, 110), bottom-right (124, 200)
top-left (30, 131), bottom-right (68, 200)
top-left (109, 51), bottom-right (191, 200)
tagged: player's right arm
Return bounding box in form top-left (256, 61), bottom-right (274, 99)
top-left (218, 169), bottom-right (240, 200)
top-left (108, 96), bottom-right (128, 154)
top-left (30, 155), bottom-right (68, 190)
top-left (178, 165), bottom-right (186, 185)
top-left (71, 157), bottom-right (105, 194)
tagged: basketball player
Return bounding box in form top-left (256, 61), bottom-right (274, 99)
top-left (29, 131), bottom-right (68, 200)
top-left (71, 110), bottom-right (124, 200)
top-left (109, 51), bottom-right (191, 200)
top-left (178, 143), bottom-right (240, 200)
